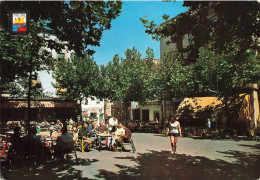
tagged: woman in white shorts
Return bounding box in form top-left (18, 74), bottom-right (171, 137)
top-left (166, 114), bottom-right (182, 154)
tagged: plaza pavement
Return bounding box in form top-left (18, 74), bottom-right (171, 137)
top-left (1, 133), bottom-right (260, 180)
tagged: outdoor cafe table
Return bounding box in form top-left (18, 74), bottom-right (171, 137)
top-left (42, 137), bottom-right (57, 154)
top-left (96, 134), bottom-right (113, 151)
top-left (5, 131), bottom-right (26, 137)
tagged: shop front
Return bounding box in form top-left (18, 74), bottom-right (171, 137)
top-left (0, 98), bottom-right (80, 124)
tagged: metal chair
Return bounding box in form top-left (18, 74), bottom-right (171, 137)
top-left (119, 134), bottom-right (136, 153)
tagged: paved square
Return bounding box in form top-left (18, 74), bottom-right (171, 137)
top-left (1, 133), bottom-right (260, 179)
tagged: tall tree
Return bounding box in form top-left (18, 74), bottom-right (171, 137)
top-left (0, 1), bottom-right (122, 56)
top-left (0, 21), bottom-right (55, 93)
top-left (101, 47), bottom-right (159, 121)
top-left (52, 53), bottom-right (101, 120)
top-left (141, 1), bottom-right (259, 62)
top-left (0, 1), bottom-right (122, 87)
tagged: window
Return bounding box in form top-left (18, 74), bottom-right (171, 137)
top-left (96, 98), bottom-right (100, 104)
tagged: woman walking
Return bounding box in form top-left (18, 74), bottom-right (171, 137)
top-left (166, 114), bottom-right (182, 154)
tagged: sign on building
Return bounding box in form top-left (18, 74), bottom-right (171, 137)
top-left (8, 10), bottom-right (30, 35)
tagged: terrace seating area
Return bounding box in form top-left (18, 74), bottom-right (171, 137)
top-left (0, 120), bottom-right (136, 167)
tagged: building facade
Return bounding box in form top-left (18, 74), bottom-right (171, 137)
top-left (81, 97), bottom-right (104, 121)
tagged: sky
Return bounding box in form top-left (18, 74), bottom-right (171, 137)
top-left (39, 1), bottom-right (188, 94)
top-left (91, 1), bottom-right (189, 65)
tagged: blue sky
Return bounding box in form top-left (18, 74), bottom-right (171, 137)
top-left (91, 1), bottom-right (188, 65)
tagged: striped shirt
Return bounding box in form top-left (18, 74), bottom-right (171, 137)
top-left (53, 123), bottom-right (62, 132)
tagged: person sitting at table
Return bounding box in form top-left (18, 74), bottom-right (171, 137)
top-left (73, 123), bottom-right (82, 141)
top-left (109, 115), bottom-right (118, 132)
top-left (88, 121), bottom-right (96, 138)
top-left (96, 118), bottom-right (105, 127)
top-left (95, 121), bottom-right (108, 148)
top-left (78, 123), bottom-right (94, 151)
top-left (22, 127), bottom-right (51, 157)
top-left (10, 127), bottom-right (23, 154)
top-left (42, 118), bottom-right (50, 126)
top-left (53, 119), bottom-right (63, 132)
top-left (113, 124), bottom-right (132, 151)
top-left (55, 127), bottom-right (74, 158)
top-left (110, 123), bottom-right (125, 152)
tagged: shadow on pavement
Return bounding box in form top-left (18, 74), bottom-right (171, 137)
top-left (95, 149), bottom-right (260, 180)
top-left (1, 155), bottom-right (98, 180)
top-left (238, 144), bottom-right (260, 151)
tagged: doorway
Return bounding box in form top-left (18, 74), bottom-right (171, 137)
top-left (142, 110), bottom-right (149, 122)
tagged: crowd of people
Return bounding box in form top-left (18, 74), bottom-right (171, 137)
top-left (8, 115), bottom-right (134, 162)
top-left (7, 113), bottom-right (184, 162)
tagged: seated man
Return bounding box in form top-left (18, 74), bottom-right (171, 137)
top-left (10, 127), bottom-right (23, 154)
top-left (121, 124), bottom-right (132, 141)
top-left (53, 119), bottom-right (63, 133)
top-left (87, 121), bottom-right (96, 138)
top-left (42, 118), bottom-right (50, 126)
top-left (22, 127), bottom-right (51, 157)
top-left (55, 127), bottom-right (74, 158)
top-left (110, 123), bottom-right (125, 151)
top-left (95, 121), bottom-right (108, 148)
top-left (78, 123), bottom-right (94, 150)
top-left (73, 123), bottom-right (82, 141)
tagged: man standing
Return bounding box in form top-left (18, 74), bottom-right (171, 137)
top-left (109, 115), bottom-right (118, 132)
top-left (78, 123), bottom-right (94, 151)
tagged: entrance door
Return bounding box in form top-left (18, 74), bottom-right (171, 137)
top-left (142, 110), bottom-right (149, 122)
top-left (133, 109), bottom-right (140, 121)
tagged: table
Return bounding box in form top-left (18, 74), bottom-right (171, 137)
top-left (96, 134), bottom-right (113, 151)
top-left (43, 137), bottom-right (57, 153)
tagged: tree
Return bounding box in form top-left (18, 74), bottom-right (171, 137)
top-left (1, 1), bottom-right (122, 89)
top-left (101, 47), bottom-right (159, 121)
top-left (166, 47), bottom-right (260, 127)
top-left (52, 53), bottom-right (100, 120)
top-left (141, 1), bottom-right (259, 62)
top-left (0, 1), bottom-right (122, 56)
top-left (1, 1), bottom-right (122, 126)
top-left (100, 54), bottom-right (122, 101)
top-left (0, 21), bottom-right (55, 87)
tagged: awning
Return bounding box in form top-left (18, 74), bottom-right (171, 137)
top-left (177, 97), bottom-right (222, 117)
top-left (176, 95), bottom-right (253, 121)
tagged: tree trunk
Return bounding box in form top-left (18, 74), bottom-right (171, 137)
top-left (223, 95), bottom-right (229, 130)
top-left (160, 93), bottom-right (164, 129)
top-left (80, 99), bottom-right (83, 121)
top-left (27, 45), bottom-right (33, 131)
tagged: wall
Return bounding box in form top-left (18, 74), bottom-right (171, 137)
top-left (81, 97), bottom-right (104, 121)
top-left (139, 104), bottom-right (161, 122)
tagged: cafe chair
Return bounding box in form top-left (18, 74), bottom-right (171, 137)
top-left (0, 135), bottom-right (8, 158)
top-left (54, 142), bottom-right (78, 164)
top-left (63, 146), bottom-right (79, 164)
top-left (119, 134), bottom-right (136, 153)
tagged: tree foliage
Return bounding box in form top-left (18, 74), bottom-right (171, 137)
top-left (0, 1), bottom-right (122, 97)
top-left (162, 47), bottom-right (260, 99)
top-left (0, 1), bottom-right (122, 56)
top-left (141, 1), bottom-right (259, 62)
top-left (0, 21), bottom-right (55, 92)
top-left (100, 47), bottom-right (159, 104)
top-left (52, 54), bottom-right (100, 101)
